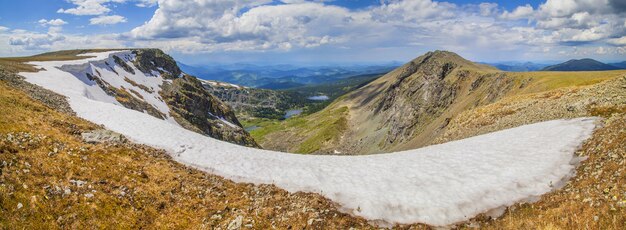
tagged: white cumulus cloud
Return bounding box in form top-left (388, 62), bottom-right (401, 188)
top-left (500, 4), bottom-right (534, 20)
top-left (58, 0), bottom-right (126, 16)
top-left (607, 36), bottom-right (626, 46)
top-left (90, 15), bottom-right (127, 25)
top-left (135, 0), bottom-right (157, 7)
top-left (38, 19), bottom-right (68, 26)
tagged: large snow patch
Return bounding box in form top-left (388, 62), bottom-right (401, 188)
top-left (20, 51), bottom-right (597, 226)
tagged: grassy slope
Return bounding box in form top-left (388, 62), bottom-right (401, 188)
top-left (0, 79), bottom-right (378, 229)
top-left (436, 75), bottom-right (626, 144)
top-left (398, 70), bottom-right (626, 151)
top-left (505, 70), bottom-right (626, 95)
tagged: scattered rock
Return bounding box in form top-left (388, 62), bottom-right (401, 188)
top-left (17, 203), bottom-right (23, 210)
top-left (70, 179), bottom-right (86, 187)
top-left (84, 193), bottom-right (94, 199)
top-left (227, 215), bottom-right (243, 230)
top-left (81, 130), bottom-right (126, 144)
top-left (210, 214), bottom-right (222, 220)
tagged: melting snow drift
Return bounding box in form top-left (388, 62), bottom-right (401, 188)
top-left (20, 51), bottom-right (597, 226)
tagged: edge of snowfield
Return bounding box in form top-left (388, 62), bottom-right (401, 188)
top-left (19, 51), bottom-right (598, 227)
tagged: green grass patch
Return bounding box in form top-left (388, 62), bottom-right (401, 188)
top-left (246, 106), bottom-right (349, 154)
top-left (296, 115), bottom-right (347, 153)
top-left (244, 117), bottom-right (307, 143)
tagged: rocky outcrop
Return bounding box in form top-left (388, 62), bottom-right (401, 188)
top-left (132, 49), bottom-right (182, 79)
top-left (85, 71), bottom-right (166, 119)
top-left (201, 80), bottom-right (298, 119)
top-left (352, 51), bottom-right (513, 149)
top-left (128, 49), bottom-right (259, 147)
top-left (161, 75), bottom-right (259, 147)
top-left (117, 49), bottom-right (259, 147)
top-left (373, 52), bottom-right (463, 144)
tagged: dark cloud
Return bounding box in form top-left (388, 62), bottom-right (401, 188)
top-left (559, 40), bottom-right (595, 46)
top-left (610, 0), bottom-right (626, 13)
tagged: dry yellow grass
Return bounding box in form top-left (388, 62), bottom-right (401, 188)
top-left (0, 49), bottom-right (126, 72)
top-left (506, 70), bottom-right (626, 95)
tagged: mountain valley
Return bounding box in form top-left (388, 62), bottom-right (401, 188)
top-left (1, 49), bottom-right (625, 229)
top-left (4, 0), bottom-right (626, 228)
top-left (179, 62), bottom-right (396, 90)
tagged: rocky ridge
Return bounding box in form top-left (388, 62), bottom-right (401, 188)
top-left (162, 75), bottom-right (259, 147)
top-left (131, 50), bottom-right (258, 147)
top-left (3, 49), bottom-right (258, 148)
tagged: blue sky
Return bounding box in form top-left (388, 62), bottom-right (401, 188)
top-left (0, 0), bottom-right (624, 65)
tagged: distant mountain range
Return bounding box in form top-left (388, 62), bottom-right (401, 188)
top-left (484, 59), bottom-right (626, 72)
top-left (541, 58), bottom-right (622, 71)
top-left (483, 62), bottom-right (549, 72)
top-left (178, 62), bottom-right (398, 89)
top-left (609, 61), bottom-right (626, 69)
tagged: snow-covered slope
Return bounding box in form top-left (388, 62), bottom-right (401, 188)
top-left (23, 50), bottom-right (258, 147)
top-left (56, 51), bottom-right (175, 121)
top-left (20, 51), bottom-right (598, 226)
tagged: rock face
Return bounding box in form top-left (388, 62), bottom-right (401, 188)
top-left (161, 75), bottom-right (259, 147)
top-left (85, 71), bottom-right (167, 119)
top-left (132, 49), bottom-right (182, 79)
top-left (317, 51), bottom-right (519, 153)
top-left (368, 52), bottom-right (514, 146)
top-left (201, 80), bottom-right (298, 119)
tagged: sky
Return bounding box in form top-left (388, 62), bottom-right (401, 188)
top-left (0, 0), bottom-right (624, 65)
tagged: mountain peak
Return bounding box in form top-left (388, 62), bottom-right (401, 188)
top-left (406, 50), bottom-right (496, 73)
top-left (421, 50), bottom-right (466, 62)
top-left (542, 58), bottom-right (620, 71)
